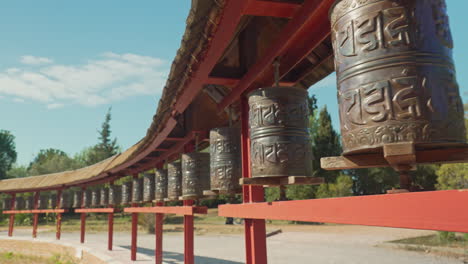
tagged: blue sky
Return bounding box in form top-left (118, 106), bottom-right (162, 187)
top-left (0, 0), bottom-right (466, 165)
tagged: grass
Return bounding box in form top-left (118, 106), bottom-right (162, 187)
top-left (0, 252), bottom-right (77, 264)
top-left (390, 233), bottom-right (468, 249)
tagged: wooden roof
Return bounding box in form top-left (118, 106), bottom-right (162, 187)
top-left (0, 0), bottom-right (335, 193)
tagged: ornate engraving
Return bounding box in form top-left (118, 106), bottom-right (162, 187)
top-left (167, 162), bottom-right (182, 200)
top-left (155, 169), bottom-right (168, 201)
top-left (182, 153), bottom-right (210, 198)
top-left (210, 127), bottom-right (241, 191)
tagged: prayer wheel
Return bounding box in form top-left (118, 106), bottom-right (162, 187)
top-left (132, 178), bottom-right (143, 203)
top-left (121, 182), bottom-right (132, 205)
top-left (60, 192), bottom-right (71, 208)
top-left (100, 188), bottom-right (109, 206)
top-left (109, 185), bottom-right (122, 205)
top-left (210, 127), bottom-right (242, 192)
top-left (91, 190), bottom-right (101, 207)
top-left (38, 195), bottom-right (49, 209)
top-left (15, 197), bottom-right (25, 210)
top-left (72, 191), bottom-right (82, 208)
top-left (25, 196), bottom-right (34, 210)
top-left (167, 161), bottom-right (182, 201)
top-left (2, 198), bottom-right (11, 210)
top-left (49, 194), bottom-right (57, 209)
top-left (143, 173), bottom-right (155, 202)
top-left (82, 190), bottom-right (91, 208)
top-left (155, 169), bottom-right (168, 201)
top-left (182, 153), bottom-right (210, 198)
top-left (248, 87), bottom-right (313, 178)
top-left (331, 0), bottom-right (466, 155)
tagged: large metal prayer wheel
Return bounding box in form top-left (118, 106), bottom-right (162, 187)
top-left (49, 194), bottom-right (57, 209)
top-left (121, 182), bottom-right (132, 205)
top-left (72, 191), bottom-right (82, 208)
top-left (143, 173), bottom-right (155, 202)
top-left (25, 196), bottom-right (34, 210)
top-left (15, 197), bottom-right (25, 210)
top-left (210, 127), bottom-right (241, 192)
top-left (331, 0), bottom-right (466, 155)
top-left (132, 178), bottom-right (143, 203)
top-left (109, 185), bottom-right (121, 205)
top-left (100, 188), bottom-right (109, 206)
top-left (248, 87), bottom-right (313, 178)
top-left (182, 153), bottom-right (210, 198)
top-left (2, 198), bottom-right (11, 210)
top-left (91, 190), bottom-right (101, 207)
top-left (167, 161), bottom-right (182, 201)
top-left (38, 195), bottom-right (49, 209)
top-left (82, 190), bottom-right (91, 208)
top-left (60, 192), bottom-right (71, 208)
top-left (155, 169), bottom-right (168, 201)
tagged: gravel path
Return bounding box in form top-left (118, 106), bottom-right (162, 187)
top-left (0, 225), bottom-right (464, 264)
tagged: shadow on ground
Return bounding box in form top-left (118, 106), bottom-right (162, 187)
top-left (120, 245), bottom-right (243, 264)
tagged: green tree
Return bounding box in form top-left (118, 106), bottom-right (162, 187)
top-left (316, 174), bottom-right (353, 198)
top-left (28, 149), bottom-right (78, 176)
top-left (6, 164), bottom-right (28, 178)
top-left (0, 130), bottom-right (17, 179)
top-left (352, 167), bottom-right (399, 195)
top-left (436, 163), bottom-right (468, 190)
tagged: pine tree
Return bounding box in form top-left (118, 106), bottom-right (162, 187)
top-left (97, 107), bottom-right (119, 157)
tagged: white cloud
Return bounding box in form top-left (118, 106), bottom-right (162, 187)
top-left (0, 53), bottom-right (168, 109)
top-left (20, 55), bottom-right (53, 65)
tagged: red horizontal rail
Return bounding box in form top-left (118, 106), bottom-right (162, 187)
top-left (244, 0), bottom-right (300, 18)
top-left (124, 206), bottom-right (208, 216)
top-left (219, 190), bottom-right (468, 233)
top-left (3, 209), bottom-right (67, 214)
top-left (75, 208), bottom-right (117, 213)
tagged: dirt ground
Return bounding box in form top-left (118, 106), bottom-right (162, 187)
top-left (0, 224), bottom-right (466, 264)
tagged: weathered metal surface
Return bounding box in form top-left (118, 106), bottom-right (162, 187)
top-left (248, 86), bottom-right (313, 178)
top-left (109, 185), bottom-right (121, 205)
top-left (38, 195), bottom-right (49, 209)
top-left (143, 173), bottom-right (155, 202)
top-left (132, 178), bottom-right (143, 203)
top-left (155, 169), bottom-right (168, 201)
top-left (82, 190), bottom-right (91, 208)
top-left (91, 190), bottom-right (101, 207)
top-left (121, 182), bottom-right (132, 205)
top-left (2, 198), bottom-right (11, 210)
top-left (60, 192), bottom-right (71, 208)
top-left (167, 161), bottom-right (182, 200)
top-left (14, 197), bottom-right (25, 210)
top-left (72, 191), bottom-right (82, 208)
top-left (331, 0), bottom-right (466, 155)
top-left (182, 152), bottom-right (211, 198)
top-left (210, 127), bottom-right (242, 192)
top-left (25, 196), bottom-right (34, 210)
top-left (100, 188), bottom-right (109, 206)
top-left (49, 194), bottom-right (57, 209)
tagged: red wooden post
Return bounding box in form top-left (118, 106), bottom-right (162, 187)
top-left (56, 189), bottom-right (62, 240)
top-left (108, 205), bottom-right (114, 250)
top-left (8, 193), bottom-right (16, 237)
top-left (183, 200), bottom-right (195, 264)
top-left (155, 201), bottom-right (164, 264)
top-left (32, 192), bottom-right (39, 238)
top-left (80, 187), bottom-right (86, 244)
top-left (240, 96), bottom-right (268, 264)
top-left (131, 174), bottom-right (139, 261)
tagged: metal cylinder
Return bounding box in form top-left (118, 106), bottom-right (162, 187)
top-left (15, 197), bottom-right (25, 210)
top-left (248, 86), bottom-right (313, 178)
top-left (167, 161), bottom-right (182, 201)
top-left (143, 173), bottom-right (155, 202)
top-left (132, 178), bottom-right (143, 203)
top-left (25, 196), bottom-right (34, 210)
top-left (331, 0), bottom-right (466, 155)
top-left (155, 169), bottom-right (168, 201)
top-left (60, 192), bottom-right (71, 209)
top-left (210, 127), bottom-right (242, 192)
top-left (91, 190), bottom-right (101, 207)
top-left (49, 194), bottom-right (57, 209)
top-left (72, 191), bottom-right (82, 208)
top-left (121, 182), bottom-right (132, 205)
top-left (82, 190), bottom-right (91, 208)
top-left (182, 153), bottom-right (211, 198)
top-left (38, 195), bottom-right (49, 209)
top-left (2, 198), bottom-right (11, 210)
top-left (109, 185), bottom-right (122, 205)
top-left (100, 188), bottom-right (109, 206)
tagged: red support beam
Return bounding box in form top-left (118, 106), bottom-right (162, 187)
top-left (206, 77), bottom-right (240, 87)
top-left (32, 192), bottom-right (39, 238)
top-left (219, 190), bottom-right (468, 233)
top-left (131, 175), bottom-right (139, 261)
top-left (184, 200), bottom-right (195, 264)
top-left (3, 209), bottom-right (67, 214)
top-left (80, 187), bottom-right (86, 244)
top-left (8, 193), bottom-right (16, 237)
top-left (108, 205), bottom-right (114, 251)
top-left (56, 189), bottom-right (62, 240)
top-left (124, 206), bottom-right (207, 215)
top-left (155, 202), bottom-right (164, 264)
top-left (75, 208), bottom-right (117, 213)
top-left (240, 97), bottom-right (267, 264)
top-left (244, 0), bottom-right (300, 18)
top-left (218, 0), bottom-right (335, 111)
